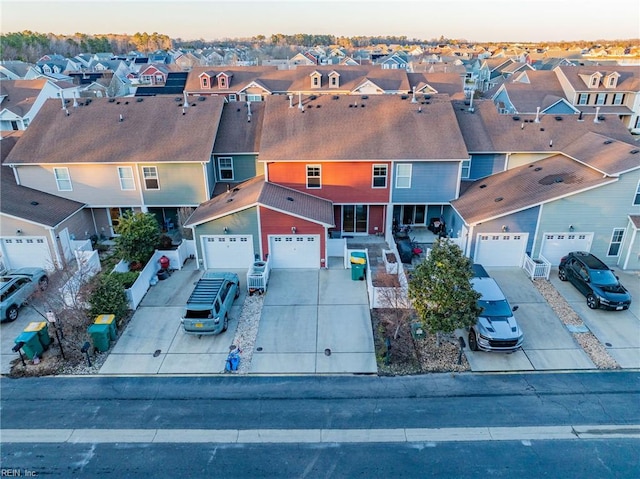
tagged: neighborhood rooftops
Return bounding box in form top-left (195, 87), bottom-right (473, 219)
top-left (213, 101), bottom-right (265, 154)
top-left (258, 93), bottom-right (469, 162)
top-left (4, 95), bottom-right (225, 165)
top-left (185, 176), bottom-right (334, 227)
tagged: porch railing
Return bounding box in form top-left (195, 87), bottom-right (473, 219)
top-left (523, 254), bottom-right (551, 280)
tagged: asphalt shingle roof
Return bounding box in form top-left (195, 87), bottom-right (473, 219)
top-left (5, 95), bottom-right (225, 165)
top-left (213, 101), bottom-right (264, 154)
top-left (259, 94), bottom-right (469, 162)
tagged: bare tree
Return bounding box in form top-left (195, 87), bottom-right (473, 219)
top-left (375, 272), bottom-right (413, 339)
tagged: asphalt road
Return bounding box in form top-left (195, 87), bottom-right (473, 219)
top-left (2, 372), bottom-right (639, 478)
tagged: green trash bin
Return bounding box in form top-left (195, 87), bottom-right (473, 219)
top-left (350, 252), bottom-right (367, 281)
top-left (94, 314), bottom-right (117, 341)
top-left (24, 321), bottom-right (52, 348)
top-left (15, 331), bottom-right (44, 360)
top-left (88, 323), bottom-right (111, 352)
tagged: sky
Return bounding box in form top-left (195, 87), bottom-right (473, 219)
top-left (2, 0), bottom-right (639, 43)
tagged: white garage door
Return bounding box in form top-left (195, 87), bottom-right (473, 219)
top-left (269, 235), bottom-right (320, 269)
top-left (1, 236), bottom-right (54, 271)
top-left (474, 233), bottom-right (528, 267)
top-left (540, 232), bottom-right (593, 265)
top-left (202, 235), bottom-right (254, 269)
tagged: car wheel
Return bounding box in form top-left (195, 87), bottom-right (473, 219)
top-left (468, 330), bottom-right (478, 351)
top-left (558, 268), bottom-right (567, 281)
top-left (7, 305), bottom-right (19, 322)
top-left (587, 294), bottom-right (599, 310)
top-left (39, 276), bottom-right (49, 290)
top-left (222, 314), bottom-right (229, 332)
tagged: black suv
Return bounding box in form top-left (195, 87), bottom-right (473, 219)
top-left (558, 252), bottom-right (631, 310)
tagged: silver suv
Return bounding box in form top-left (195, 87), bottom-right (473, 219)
top-left (0, 267), bottom-right (49, 322)
top-left (468, 264), bottom-right (523, 352)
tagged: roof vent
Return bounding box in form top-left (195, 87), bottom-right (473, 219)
top-left (603, 140), bottom-right (613, 145)
top-left (540, 128), bottom-right (545, 131)
top-left (479, 184), bottom-right (487, 189)
top-left (555, 116), bottom-right (563, 121)
top-left (554, 177), bottom-right (564, 183)
top-left (108, 98), bottom-right (115, 103)
top-left (237, 108), bottom-right (241, 112)
top-left (124, 101), bottom-right (129, 105)
top-left (198, 96), bottom-right (206, 101)
top-left (401, 95), bottom-right (408, 100)
top-left (116, 101), bottom-right (120, 104)
top-left (233, 187), bottom-right (239, 192)
top-left (226, 198), bottom-right (233, 203)
top-left (310, 95), bottom-right (317, 100)
top-left (361, 104), bottom-right (365, 108)
top-left (494, 197), bottom-right (504, 202)
top-left (361, 95), bottom-right (368, 100)
top-left (513, 116), bottom-right (520, 121)
top-left (598, 116), bottom-right (605, 121)
top-left (630, 149), bottom-right (639, 154)
top-left (534, 167), bottom-right (543, 171)
top-left (316, 105), bottom-right (321, 108)
top-left (30, 201), bottom-right (39, 206)
top-left (424, 95), bottom-right (431, 100)
top-left (175, 97), bottom-right (181, 102)
top-left (136, 97), bottom-right (143, 102)
top-left (332, 95), bottom-right (339, 100)
top-left (349, 104), bottom-right (354, 108)
top-left (286, 196), bottom-right (294, 201)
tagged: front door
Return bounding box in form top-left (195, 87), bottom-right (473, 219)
top-left (342, 205), bottom-right (368, 234)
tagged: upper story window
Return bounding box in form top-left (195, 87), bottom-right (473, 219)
top-left (613, 93), bottom-right (625, 105)
top-left (577, 93), bottom-right (589, 105)
top-left (218, 76), bottom-right (227, 88)
top-left (142, 166), bottom-right (159, 190)
top-left (306, 165), bottom-right (321, 189)
top-left (201, 77), bottom-right (208, 88)
top-left (247, 94), bottom-right (262, 102)
top-left (117, 166), bottom-right (135, 190)
top-left (372, 164), bottom-right (388, 188)
top-left (633, 180), bottom-right (640, 206)
top-left (218, 157), bottom-right (234, 180)
top-left (590, 76), bottom-right (599, 87)
top-left (461, 159), bottom-right (471, 179)
top-left (395, 164), bottom-right (412, 189)
top-left (53, 167), bottom-right (72, 191)
top-left (228, 94), bottom-right (237, 102)
top-left (596, 93), bottom-right (607, 105)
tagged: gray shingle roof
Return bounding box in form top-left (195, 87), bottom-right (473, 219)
top-left (213, 101), bottom-right (264, 154)
top-left (0, 79), bottom-right (49, 117)
top-left (259, 94), bottom-right (469, 162)
top-left (451, 154), bottom-right (616, 225)
top-left (185, 176), bottom-right (333, 227)
top-left (5, 96), bottom-right (225, 165)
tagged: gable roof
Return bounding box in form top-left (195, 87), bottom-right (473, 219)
top-left (560, 132), bottom-right (640, 176)
top-left (185, 66), bottom-right (280, 92)
top-left (451, 154), bottom-right (617, 225)
top-left (496, 70), bottom-right (571, 113)
top-left (259, 94), bottom-right (468, 162)
top-left (185, 176), bottom-right (334, 227)
top-left (1, 166), bottom-right (85, 227)
top-left (453, 99), bottom-right (636, 153)
top-left (555, 65), bottom-right (640, 91)
top-left (5, 96), bottom-right (225, 165)
top-left (407, 72), bottom-right (465, 99)
top-left (213, 101), bottom-right (264, 154)
top-left (0, 79), bottom-right (50, 117)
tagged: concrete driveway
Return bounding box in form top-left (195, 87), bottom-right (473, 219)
top-left (1, 300), bottom-right (47, 375)
top-left (99, 264), bottom-right (376, 375)
top-left (249, 269), bottom-right (376, 374)
top-left (549, 267), bottom-right (640, 369)
top-left (460, 267), bottom-right (595, 372)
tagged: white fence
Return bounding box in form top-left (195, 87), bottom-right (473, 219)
top-left (60, 242), bottom-right (101, 307)
top-left (327, 237), bottom-right (347, 258)
top-left (523, 254), bottom-right (552, 280)
top-left (114, 250), bottom-right (167, 310)
top-left (247, 257), bottom-right (271, 293)
top-left (157, 240), bottom-right (191, 271)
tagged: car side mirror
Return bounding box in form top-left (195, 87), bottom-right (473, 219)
top-left (512, 305), bottom-right (519, 312)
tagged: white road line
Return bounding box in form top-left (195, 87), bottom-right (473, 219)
top-left (2, 425), bottom-right (639, 444)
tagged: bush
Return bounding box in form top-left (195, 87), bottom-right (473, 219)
top-left (89, 274), bottom-right (129, 320)
top-left (157, 234), bottom-right (173, 250)
top-left (115, 211), bottom-right (161, 264)
top-left (110, 271), bottom-right (140, 289)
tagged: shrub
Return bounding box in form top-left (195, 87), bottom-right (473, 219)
top-left (89, 274), bottom-right (129, 320)
top-left (110, 271), bottom-right (140, 289)
top-left (115, 211), bottom-right (161, 264)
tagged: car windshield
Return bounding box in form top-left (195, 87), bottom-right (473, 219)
top-left (590, 269), bottom-right (618, 286)
top-left (478, 300), bottom-right (513, 317)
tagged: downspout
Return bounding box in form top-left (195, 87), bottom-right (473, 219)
top-left (48, 228), bottom-right (63, 269)
top-left (256, 205), bottom-right (264, 261)
top-left (133, 165), bottom-right (146, 212)
top-left (202, 161), bottom-right (210, 199)
top-left (465, 225), bottom-right (475, 260)
top-left (192, 226), bottom-right (202, 270)
top-left (622, 224), bottom-right (637, 270)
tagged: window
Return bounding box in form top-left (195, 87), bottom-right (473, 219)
top-left (613, 93), bottom-right (624, 105)
top-left (607, 76), bottom-right (616, 87)
top-left (634, 181), bottom-right (640, 205)
top-left (53, 167), bottom-right (72, 191)
top-left (578, 93), bottom-right (589, 105)
top-left (312, 76), bottom-right (319, 86)
top-left (142, 166), bottom-right (159, 190)
top-left (218, 157), bottom-right (234, 180)
top-left (247, 94), bottom-right (262, 102)
top-left (219, 76), bottom-right (227, 88)
top-left (117, 167), bottom-right (135, 190)
top-left (607, 228), bottom-right (624, 256)
top-left (596, 93), bottom-right (607, 105)
top-left (330, 76), bottom-right (337, 87)
top-left (228, 94), bottom-right (237, 102)
top-left (202, 77), bottom-right (208, 88)
top-left (590, 76), bottom-right (598, 87)
top-left (372, 164), bottom-right (387, 188)
top-left (306, 165), bottom-right (321, 189)
top-left (461, 159), bottom-right (471, 179)
top-left (395, 164), bottom-right (412, 188)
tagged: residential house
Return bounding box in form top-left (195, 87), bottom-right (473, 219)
top-left (553, 65), bottom-right (640, 133)
top-left (137, 63), bottom-right (182, 85)
top-left (0, 61), bottom-right (40, 80)
top-left (450, 99), bottom-right (640, 269)
top-left (4, 95), bottom-right (225, 238)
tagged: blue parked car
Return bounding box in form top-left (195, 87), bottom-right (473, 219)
top-left (0, 267), bottom-right (49, 322)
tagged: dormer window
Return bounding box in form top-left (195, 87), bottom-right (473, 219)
top-left (310, 71), bottom-right (321, 89)
top-left (202, 77), bottom-right (208, 88)
top-left (590, 76), bottom-right (598, 87)
top-left (328, 71), bottom-right (340, 88)
top-left (219, 76), bottom-right (226, 88)
top-left (605, 72), bottom-right (619, 88)
top-left (216, 72), bottom-right (232, 89)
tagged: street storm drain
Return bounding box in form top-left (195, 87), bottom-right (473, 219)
top-left (153, 349), bottom-right (161, 357)
top-left (324, 348), bottom-right (332, 356)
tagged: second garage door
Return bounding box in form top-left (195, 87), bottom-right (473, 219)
top-left (269, 235), bottom-right (320, 268)
top-left (540, 232), bottom-right (593, 265)
top-left (1, 236), bottom-right (54, 271)
top-left (474, 233), bottom-right (529, 267)
top-left (202, 235), bottom-right (254, 269)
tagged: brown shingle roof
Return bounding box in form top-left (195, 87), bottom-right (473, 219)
top-left (561, 132), bottom-right (640, 176)
top-left (451, 154), bottom-right (616, 225)
top-left (0, 79), bottom-right (49, 116)
top-left (185, 176), bottom-right (333, 227)
top-left (1, 167), bottom-right (85, 227)
top-left (259, 94), bottom-right (469, 162)
top-left (454, 99), bottom-right (636, 153)
top-left (184, 66), bottom-right (280, 93)
top-left (556, 65), bottom-right (640, 91)
top-left (5, 96), bottom-right (225, 165)
top-left (407, 72), bottom-right (465, 99)
top-left (499, 71), bottom-right (569, 113)
top-left (213, 101), bottom-right (264, 154)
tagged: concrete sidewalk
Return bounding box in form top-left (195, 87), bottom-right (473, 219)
top-left (249, 268), bottom-right (377, 374)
